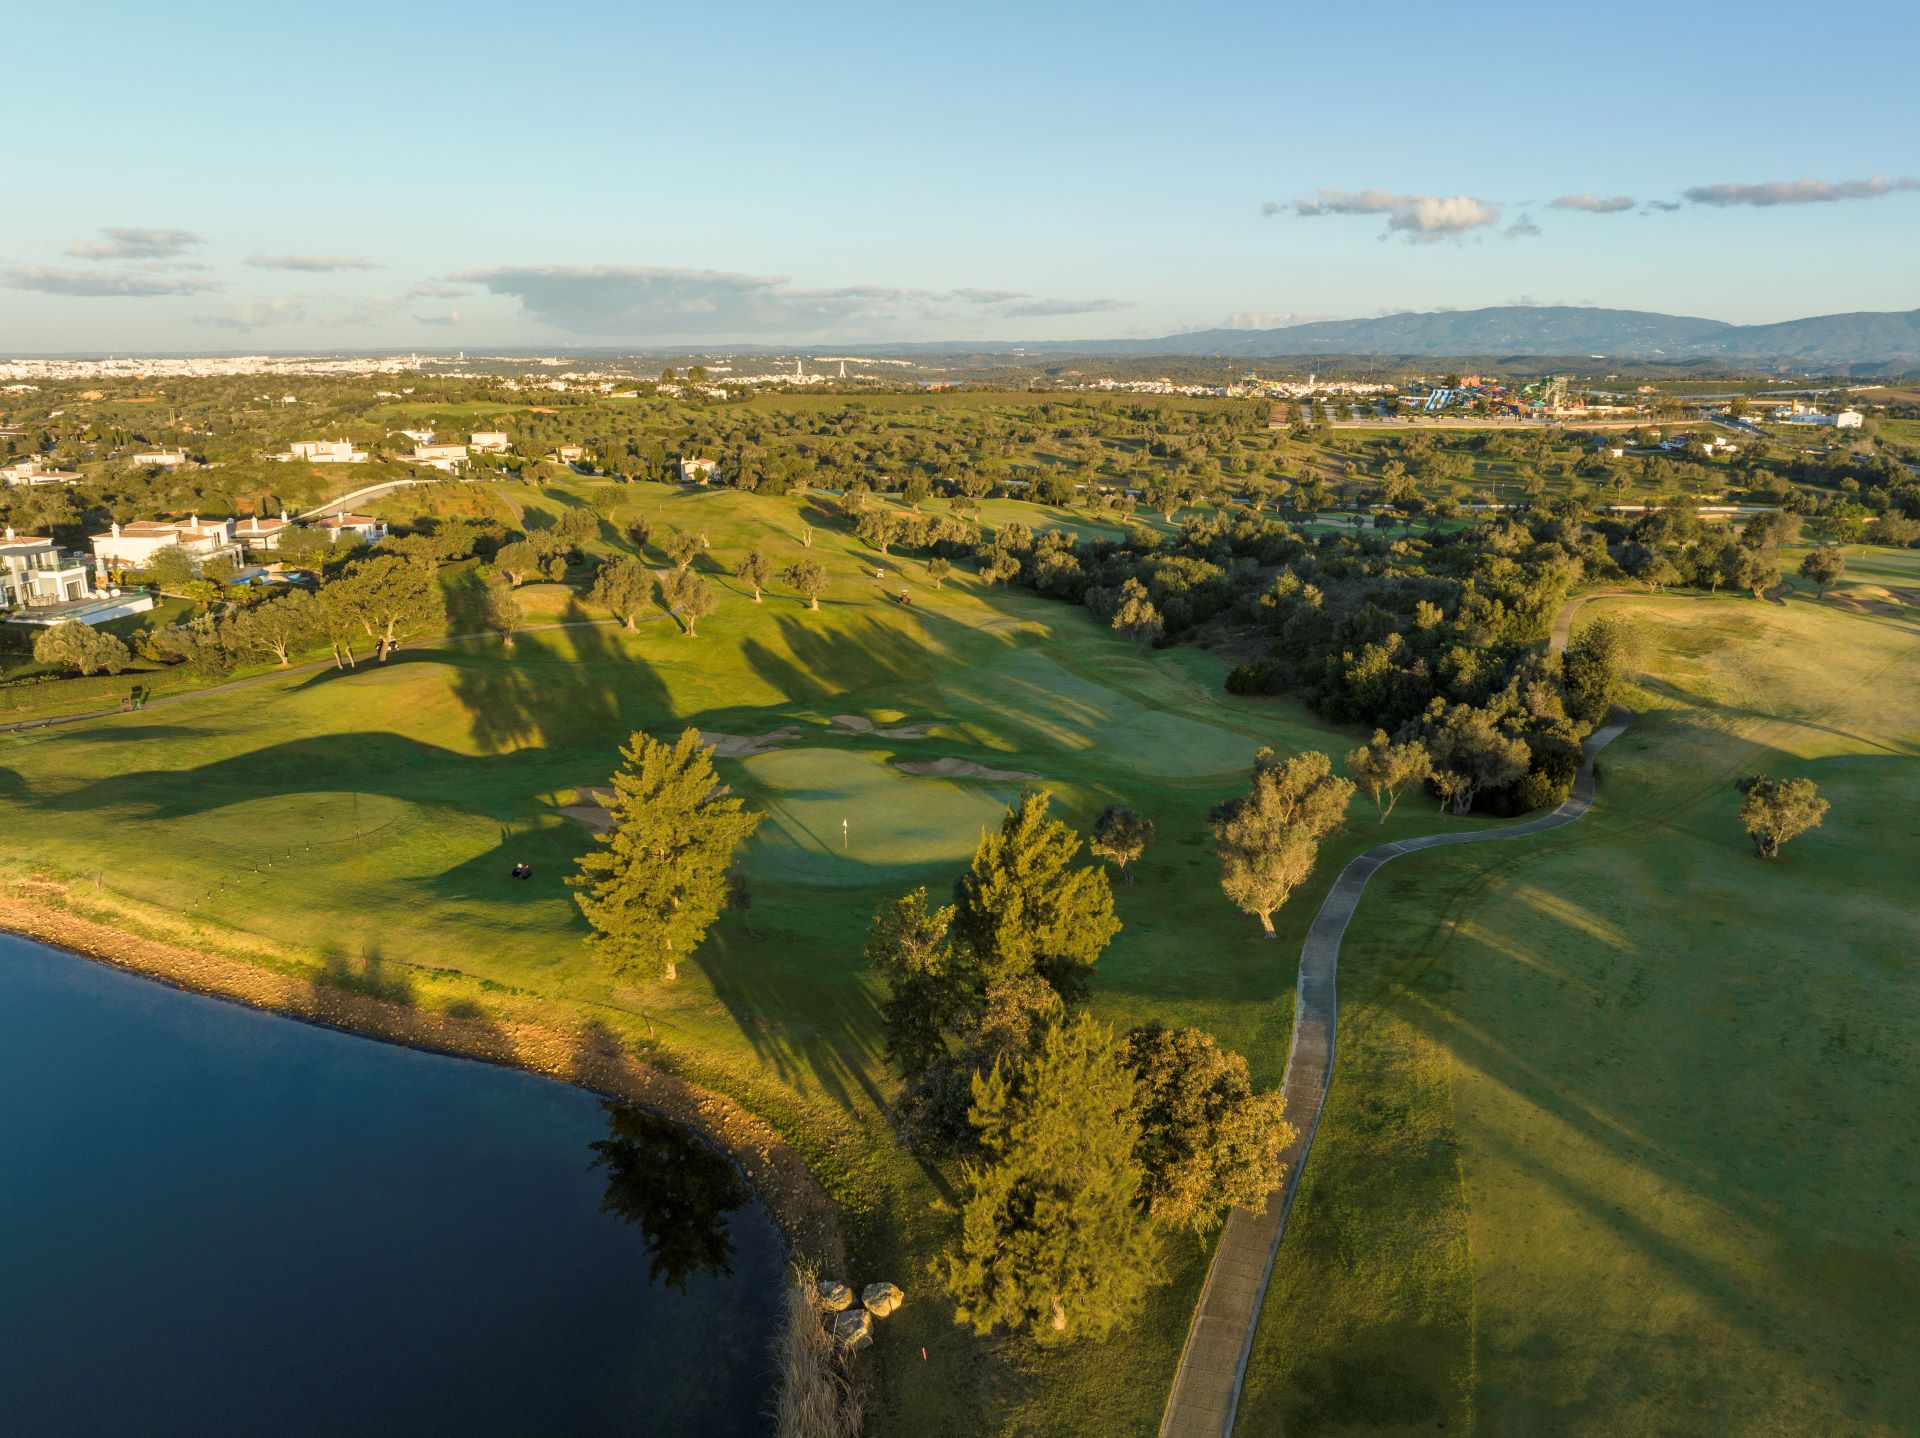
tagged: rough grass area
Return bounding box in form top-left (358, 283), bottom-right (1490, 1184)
top-left (1244, 554), bottom-right (1920, 1436)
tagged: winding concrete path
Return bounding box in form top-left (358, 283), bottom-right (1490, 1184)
top-left (1160, 601), bottom-right (1637, 1438)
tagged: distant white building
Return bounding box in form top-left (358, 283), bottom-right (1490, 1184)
top-left (129, 448), bottom-right (191, 468)
top-left (469, 431), bottom-right (511, 453)
top-left (284, 439), bottom-right (368, 464)
top-left (1775, 408), bottom-right (1864, 429)
top-left (679, 456), bottom-right (718, 484)
top-left (396, 428), bottom-right (436, 444)
top-left (554, 444), bottom-right (585, 464)
top-left (1, 458), bottom-right (82, 486)
top-left (90, 516), bottom-right (243, 579)
top-left (1, 527), bottom-right (94, 607)
top-left (402, 442), bottom-right (468, 473)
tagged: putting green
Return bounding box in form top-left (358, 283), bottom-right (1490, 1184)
top-left (735, 747), bottom-right (1022, 888)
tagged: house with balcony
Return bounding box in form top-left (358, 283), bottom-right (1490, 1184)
top-left (90, 516), bottom-right (244, 580)
top-left (469, 431), bottom-right (511, 453)
top-left (400, 441), bottom-right (468, 473)
top-left (2, 526), bottom-right (95, 609)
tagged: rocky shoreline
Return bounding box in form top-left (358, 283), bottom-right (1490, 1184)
top-left (0, 887), bottom-right (844, 1273)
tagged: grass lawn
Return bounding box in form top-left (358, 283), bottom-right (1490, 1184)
top-left (1241, 555), bottom-right (1920, 1436)
top-left (0, 478), bottom-right (1484, 1435)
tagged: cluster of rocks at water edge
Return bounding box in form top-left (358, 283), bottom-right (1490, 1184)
top-left (814, 1279), bottom-right (905, 1353)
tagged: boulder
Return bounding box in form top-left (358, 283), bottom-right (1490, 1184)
top-left (815, 1279), bottom-right (853, 1313)
top-left (832, 1307), bottom-right (873, 1353)
top-left (860, 1282), bottom-right (904, 1319)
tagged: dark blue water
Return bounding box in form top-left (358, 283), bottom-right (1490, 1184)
top-left (0, 934), bottom-right (784, 1436)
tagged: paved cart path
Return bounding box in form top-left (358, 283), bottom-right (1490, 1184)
top-left (1160, 592), bottom-right (1641, 1438)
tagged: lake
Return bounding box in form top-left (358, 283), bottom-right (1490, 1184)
top-left (0, 933), bottom-right (784, 1435)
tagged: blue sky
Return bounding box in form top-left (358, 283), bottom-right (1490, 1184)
top-left (5, 0), bottom-right (1917, 351)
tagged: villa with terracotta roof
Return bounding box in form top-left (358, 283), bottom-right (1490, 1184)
top-left (318, 513), bottom-right (387, 544)
top-left (90, 515), bottom-right (244, 579)
top-left (234, 512), bottom-right (295, 552)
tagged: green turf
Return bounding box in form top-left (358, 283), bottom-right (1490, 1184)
top-left (1, 479), bottom-right (1422, 1435)
top-left (1241, 556), bottom-right (1920, 1436)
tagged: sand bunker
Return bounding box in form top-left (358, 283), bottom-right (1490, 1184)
top-left (897, 757), bottom-right (1039, 782)
top-left (699, 725), bottom-right (801, 758)
top-left (832, 713), bottom-right (930, 739)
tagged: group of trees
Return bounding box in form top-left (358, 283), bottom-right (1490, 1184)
top-left (864, 792), bottom-right (1293, 1342)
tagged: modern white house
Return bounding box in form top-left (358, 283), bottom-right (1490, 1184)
top-left (553, 444), bottom-right (586, 464)
top-left (401, 442), bottom-right (468, 473)
top-left (129, 448), bottom-right (191, 468)
top-left (1, 527), bottom-right (94, 608)
top-left (469, 431), bottom-right (511, 453)
top-left (1, 458), bottom-right (82, 486)
top-left (283, 439), bottom-right (368, 463)
top-left (234, 512), bottom-right (295, 553)
top-left (679, 456), bottom-right (718, 483)
top-left (318, 512), bottom-right (387, 544)
top-left (90, 516), bottom-right (244, 579)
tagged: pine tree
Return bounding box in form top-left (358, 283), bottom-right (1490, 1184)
top-left (941, 1013), bottom-right (1157, 1342)
top-left (568, 729), bottom-right (763, 980)
top-left (952, 790), bottom-right (1118, 1000)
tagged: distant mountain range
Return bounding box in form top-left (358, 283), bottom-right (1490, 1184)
top-left (1127, 305), bottom-right (1920, 366)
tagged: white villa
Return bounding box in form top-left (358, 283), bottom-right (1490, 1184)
top-left (129, 448), bottom-right (191, 468)
top-left (1775, 408), bottom-right (1865, 429)
top-left (318, 512), bottom-right (387, 544)
top-left (1, 527), bottom-right (93, 608)
top-left (283, 439), bottom-right (368, 463)
top-left (469, 431), bottom-right (511, 453)
top-left (90, 516), bottom-right (244, 579)
top-left (553, 444), bottom-right (585, 464)
top-left (679, 456), bottom-right (719, 483)
top-left (402, 442), bottom-right (468, 473)
top-left (2, 458), bottom-right (82, 486)
top-left (234, 512), bottom-right (295, 553)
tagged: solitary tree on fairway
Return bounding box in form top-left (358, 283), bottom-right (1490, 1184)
top-left (481, 577), bottom-right (522, 649)
top-left (1123, 1023), bottom-right (1293, 1232)
top-left (659, 568), bottom-right (716, 635)
top-left (1344, 730), bottom-right (1432, 823)
top-left (1213, 750), bottom-right (1354, 937)
top-left (1088, 804), bottom-right (1154, 884)
top-left (782, 558), bottom-right (827, 610)
top-left (1734, 774), bottom-right (1829, 860)
top-left (927, 556), bottom-right (952, 589)
top-left (1111, 578), bottom-right (1163, 654)
top-left (941, 1013), bottom-right (1157, 1342)
top-left (661, 528), bottom-right (700, 571)
top-left (568, 729), bottom-right (763, 981)
top-left (33, 620), bottom-right (131, 676)
top-left (332, 554), bottom-right (441, 661)
top-left (953, 790), bottom-right (1119, 999)
top-left (589, 554), bottom-right (651, 630)
top-left (1799, 544), bottom-right (1846, 598)
top-left (734, 549), bottom-right (773, 601)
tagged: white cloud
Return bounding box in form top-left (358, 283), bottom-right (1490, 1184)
top-left (1287, 188), bottom-right (1502, 240)
top-left (200, 298), bottom-right (306, 330)
top-left (246, 253), bottom-right (383, 272)
top-left (1549, 193), bottom-right (1635, 213)
top-left (64, 226), bottom-right (206, 260)
top-left (2, 265), bottom-right (219, 297)
top-left (451, 265), bottom-right (1124, 337)
top-left (408, 280), bottom-right (475, 299)
top-left (1505, 214), bottom-right (1543, 239)
top-left (1684, 175), bottom-right (1920, 207)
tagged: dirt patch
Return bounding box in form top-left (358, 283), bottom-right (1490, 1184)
top-left (700, 726), bottom-right (801, 758)
top-left (0, 885), bottom-right (843, 1270)
top-left (832, 714), bottom-right (930, 740)
top-left (897, 756), bottom-right (1039, 782)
